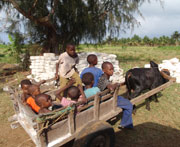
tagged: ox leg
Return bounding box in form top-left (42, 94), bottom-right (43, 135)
top-left (145, 98), bottom-right (151, 111)
top-left (151, 84), bottom-right (159, 102)
top-left (146, 86), bottom-right (159, 111)
top-left (130, 87), bottom-right (142, 115)
top-left (126, 89), bottom-right (132, 100)
top-left (146, 89), bottom-right (153, 111)
top-left (146, 94), bottom-right (158, 111)
top-left (154, 94), bottom-right (159, 102)
top-left (130, 87), bottom-right (141, 98)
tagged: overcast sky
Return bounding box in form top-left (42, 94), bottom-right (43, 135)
top-left (0, 0), bottom-right (180, 43)
top-left (121, 0), bottom-right (180, 38)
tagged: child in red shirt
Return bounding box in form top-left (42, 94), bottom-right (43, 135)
top-left (26, 84), bottom-right (41, 113)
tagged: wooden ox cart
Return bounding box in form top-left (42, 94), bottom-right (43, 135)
top-left (7, 74), bottom-right (176, 147)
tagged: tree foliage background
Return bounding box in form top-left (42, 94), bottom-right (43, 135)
top-left (0, 0), bottom-right (161, 53)
top-left (103, 30), bottom-right (180, 47)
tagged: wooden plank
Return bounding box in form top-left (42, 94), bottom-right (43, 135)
top-left (68, 110), bottom-right (75, 134)
top-left (77, 93), bottom-right (112, 112)
top-left (94, 94), bottom-right (100, 120)
top-left (100, 93), bottom-right (113, 102)
top-left (100, 107), bottom-right (123, 121)
top-left (51, 134), bottom-right (76, 147)
top-left (8, 87), bottom-right (37, 120)
top-left (131, 79), bottom-right (175, 105)
top-left (99, 89), bottom-right (110, 96)
top-left (39, 119), bottom-right (70, 147)
top-left (75, 108), bottom-right (94, 129)
top-left (80, 89), bottom-right (110, 103)
top-left (99, 98), bottom-right (114, 120)
top-left (113, 86), bottom-right (119, 111)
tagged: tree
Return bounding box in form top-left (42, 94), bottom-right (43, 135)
top-left (172, 31), bottom-right (180, 46)
top-left (143, 36), bottom-right (151, 46)
top-left (131, 34), bottom-right (142, 46)
top-left (0, 0), bottom-right (160, 53)
top-left (152, 37), bottom-right (159, 46)
top-left (7, 32), bottom-right (24, 62)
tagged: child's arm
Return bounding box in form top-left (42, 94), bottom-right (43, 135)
top-left (55, 62), bottom-right (59, 80)
top-left (21, 93), bottom-right (27, 104)
top-left (55, 78), bottom-right (76, 100)
top-left (78, 85), bottom-right (87, 103)
top-left (36, 80), bottom-right (46, 87)
top-left (107, 83), bottom-right (120, 91)
top-left (39, 108), bottom-right (51, 114)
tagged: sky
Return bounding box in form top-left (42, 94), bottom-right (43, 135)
top-left (0, 0), bottom-right (180, 43)
top-left (121, 0), bottom-right (180, 38)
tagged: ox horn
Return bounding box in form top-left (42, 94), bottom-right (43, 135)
top-left (160, 69), bottom-right (175, 81)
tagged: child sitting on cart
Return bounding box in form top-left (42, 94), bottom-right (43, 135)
top-left (26, 84), bottom-right (41, 113)
top-left (35, 93), bottom-right (63, 114)
top-left (80, 54), bottom-right (103, 87)
top-left (55, 44), bottom-right (82, 98)
top-left (20, 79), bottom-right (46, 104)
top-left (20, 79), bottom-right (32, 104)
top-left (98, 62), bottom-right (134, 129)
top-left (35, 93), bottom-right (52, 113)
top-left (55, 79), bottom-right (87, 107)
top-left (82, 72), bottom-right (100, 98)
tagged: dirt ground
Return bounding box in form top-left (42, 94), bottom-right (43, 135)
top-left (1, 118), bottom-right (180, 147)
top-left (0, 123), bottom-right (35, 147)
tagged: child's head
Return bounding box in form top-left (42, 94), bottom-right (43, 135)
top-left (67, 86), bottom-right (80, 101)
top-left (35, 93), bottom-right (52, 109)
top-left (102, 62), bottom-right (114, 76)
top-left (66, 44), bottom-right (76, 57)
top-left (28, 85), bottom-right (40, 97)
top-left (21, 79), bottom-right (32, 94)
top-left (82, 72), bottom-right (94, 87)
top-left (87, 54), bottom-right (97, 65)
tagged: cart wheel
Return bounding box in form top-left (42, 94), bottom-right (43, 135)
top-left (73, 121), bottom-right (115, 147)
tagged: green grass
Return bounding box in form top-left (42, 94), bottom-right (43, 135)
top-left (158, 45), bottom-right (180, 50)
top-left (0, 44), bottom-right (180, 146)
top-left (0, 44), bottom-right (9, 49)
top-left (78, 45), bottom-right (180, 72)
top-left (0, 45), bottom-right (17, 63)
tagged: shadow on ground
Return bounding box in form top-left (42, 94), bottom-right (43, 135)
top-left (114, 122), bottom-right (180, 147)
top-left (64, 121), bottom-right (180, 147)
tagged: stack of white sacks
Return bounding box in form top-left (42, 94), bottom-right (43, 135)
top-left (27, 52), bottom-right (125, 85)
top-left (27, 53), bottom-right (59, 85)
top-left (144, 57), bottom-right (180, 83)
top-left (77, 52), bottom-right (124, 83)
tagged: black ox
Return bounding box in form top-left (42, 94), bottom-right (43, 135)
top-left (125, 61), bottom-right (169, 111)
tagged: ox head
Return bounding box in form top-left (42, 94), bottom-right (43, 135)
top-left (150, 61), bottom-right (158, 68)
